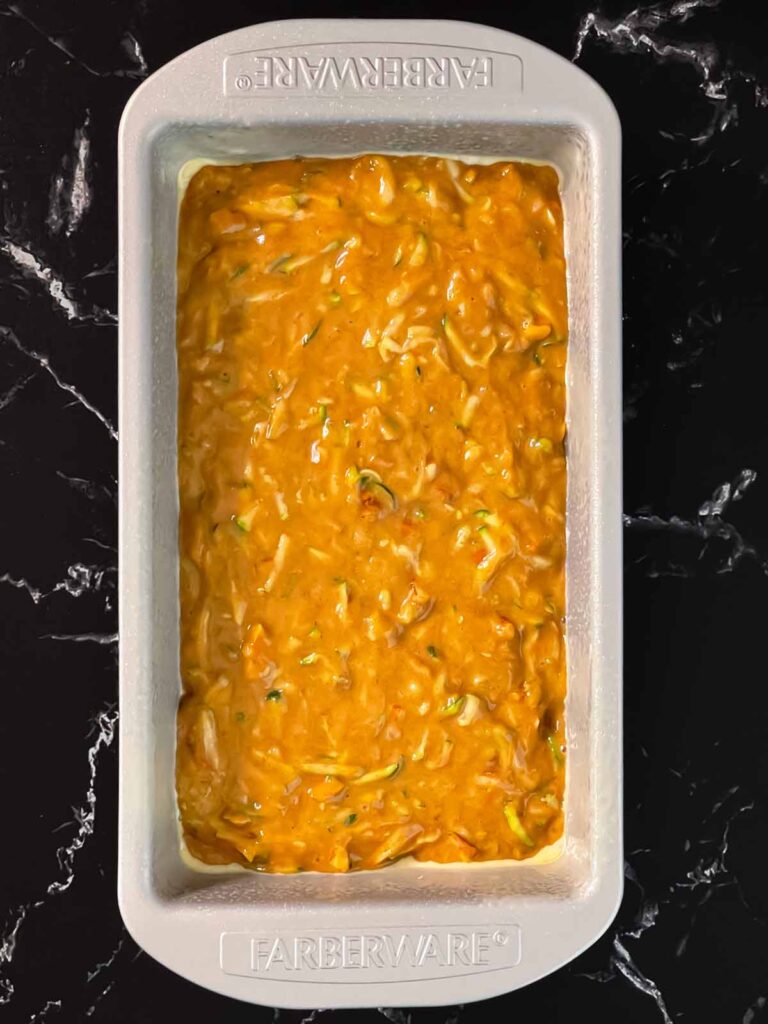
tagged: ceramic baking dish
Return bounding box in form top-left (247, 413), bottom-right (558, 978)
top-left (118, 19), bottom-right (623, 1008)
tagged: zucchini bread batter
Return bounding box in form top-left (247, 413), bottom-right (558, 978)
top-left (176, 154), bottom-right (567, 872)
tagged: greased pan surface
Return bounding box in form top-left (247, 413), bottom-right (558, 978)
top-left (118, 19), bottom-right (622, 1008)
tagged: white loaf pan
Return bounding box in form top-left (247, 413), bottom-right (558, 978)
top-left (118, 18), bottom-right (623, 1008)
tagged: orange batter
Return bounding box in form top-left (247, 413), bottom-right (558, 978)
top-left (176, 155), bottom-right (567, 872)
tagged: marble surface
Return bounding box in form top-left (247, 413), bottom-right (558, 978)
top-left (1, 1), bottom-right (767, 1020)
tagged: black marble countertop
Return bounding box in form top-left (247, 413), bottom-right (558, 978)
top-left (1, 1), bottom-right (767, 1021)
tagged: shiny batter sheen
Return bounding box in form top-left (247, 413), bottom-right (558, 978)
top-left (176, 155), bottom-right (568, 873)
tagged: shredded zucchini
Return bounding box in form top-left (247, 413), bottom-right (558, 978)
top-left (408, 232), bottom-right (429, 267)
top-left (503, 803), bottom-right (534, 846)
top-left (440, 694), bottom-right (466, 718)
top-left (301, 320), bottom-right (323, 346)
top-left (266, 253), bottom-right (294, 273)
top-left (530, 437), bottom-right (553, 453)
top-left (234, 506), bottom-right (257, 533)
top-left (300, 762), bottom-right (362, 779)
top-left (353, 757), bottom-right (404, 786)
top-left (547, 734), bottom-right (565, 764)
top-left (359, 471), bottom-right (398, 509)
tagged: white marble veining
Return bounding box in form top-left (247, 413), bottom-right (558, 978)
top-left (0, 1), bottom-right (766, 1019)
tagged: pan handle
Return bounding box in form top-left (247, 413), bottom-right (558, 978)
top-left (120, 18), bottom-right (620, 130)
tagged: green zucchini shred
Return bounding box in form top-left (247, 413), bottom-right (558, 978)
top-left (358, 473), bottom-right (398, 509)
top-left (547, 734), bottom-right (565, 765)
top-left (504, 804), bottom-right (534, 847)
top-left (301, 320), bottom-right (323, 346)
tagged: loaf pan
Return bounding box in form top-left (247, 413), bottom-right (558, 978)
top-left (118, 18), bottom-right (623, 1008)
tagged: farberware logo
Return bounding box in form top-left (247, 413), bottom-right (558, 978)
top-left (224, 46), bottom-right (523, 97)
top-left (220, 925), bottom-right (521, 982)
top-left (228, 55), bottom-right (492, 92)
